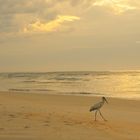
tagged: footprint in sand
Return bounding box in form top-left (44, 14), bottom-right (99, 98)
top-left (92, 121), bottom-right (111, 130)
top-left (63, 121), bottom-right (73, 126)
top-left (8, 114), bottom-right (16, 118)
top-left (43, 120), bottom-right (50, 126)
top-left (44, 123), bottom-right (49, 126)
top-left (44, 120), bottom-right (50, 123)
top-left (7, 119), bottom-right (12, 121)
top-left (24, 126), bottom-right (30, 129)
top-left (0, 128), bottom-right (4, 131)
top-left (23, 113), bottom-right (33, 119)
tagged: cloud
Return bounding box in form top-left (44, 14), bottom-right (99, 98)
top-left (0, 0), bottom-right (83, 37)
top-left (23, 15), bottom-right (80, 33)
top-left (0, 0), bottom-right (140, 39)
top-left (92, 0), bottom-right (138, 14)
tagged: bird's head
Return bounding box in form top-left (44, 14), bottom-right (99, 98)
top-left (102, 97), bottom-right (108, 104)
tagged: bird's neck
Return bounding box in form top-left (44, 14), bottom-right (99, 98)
top-left (102, 100), bottom-right (105, 104)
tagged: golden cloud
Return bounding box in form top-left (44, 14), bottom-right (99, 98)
top-left (93, 0), bottom-right (137, 14)
top-left (23, 15), bottom-right (80, 33)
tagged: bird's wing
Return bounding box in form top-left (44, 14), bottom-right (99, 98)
top-left (90, 102), bottom-right (102, 111)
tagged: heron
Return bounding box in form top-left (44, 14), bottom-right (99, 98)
top-left (89, 97), bottom-right (108, 121)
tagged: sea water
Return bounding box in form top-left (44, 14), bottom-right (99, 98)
top-left (0, 71), bottom-right (140, 99)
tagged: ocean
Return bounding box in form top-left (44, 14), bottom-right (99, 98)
top-left (0, 71), bottom-right (140, 99)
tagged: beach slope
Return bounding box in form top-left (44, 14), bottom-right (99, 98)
top-left (0, 92), bottom-right (140, 140)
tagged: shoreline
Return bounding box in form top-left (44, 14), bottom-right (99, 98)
top-left (0, 91), bottom-right (140, 140)
top-left (1, 90), bottom-right (140, 101)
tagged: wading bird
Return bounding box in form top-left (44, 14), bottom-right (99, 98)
top-left (89, 97), bottom-right (108, 121)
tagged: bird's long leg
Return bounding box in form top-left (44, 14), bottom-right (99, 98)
top-left (94, 110), bottom-right (98, 121)
top-left (99, 110), bottom-right (107, 121)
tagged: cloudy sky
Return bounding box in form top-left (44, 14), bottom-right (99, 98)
top-left (0, 0), bottom-right (140, 72)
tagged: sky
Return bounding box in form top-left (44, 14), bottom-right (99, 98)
top-left (0, 0), bottom-right (140, 72)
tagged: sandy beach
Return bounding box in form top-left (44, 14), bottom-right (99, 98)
top-left (0, 91), bottom-right (140, 140)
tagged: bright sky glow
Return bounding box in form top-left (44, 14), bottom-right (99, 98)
top-left (23, 15), bottom-right (80, 33)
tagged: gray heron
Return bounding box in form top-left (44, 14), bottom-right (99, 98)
top-left (89, 97), bottom-right (108, 121)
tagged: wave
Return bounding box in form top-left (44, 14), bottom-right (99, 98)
top-left (8, 89), bottom-right (101, 96)
top-left (37, 81), bottom-right (75, 84)
top-left (57, 91), bottom-right (104, 96)
top-left (22, 80), bottom-right (36, 83)
top-left (33, 89), bottom-right (54, 92)
top-left (9, 88), bottom-right (54, 92)
top-left (9, 89), bottom-right (30, 92)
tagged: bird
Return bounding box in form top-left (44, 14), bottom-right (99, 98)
top-left (89, 97), bottom-right (108, 121)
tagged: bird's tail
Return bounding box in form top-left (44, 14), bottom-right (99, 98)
top-left (89, 108), bottom-right (93, 112)
top-left (89, 106), bottom-right (96, 112)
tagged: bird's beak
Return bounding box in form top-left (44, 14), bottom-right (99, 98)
top-left (105, 98), bottom-right (108, 104)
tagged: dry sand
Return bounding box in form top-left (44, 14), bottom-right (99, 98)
top-left (0, 91), bottom-right (140, 140)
